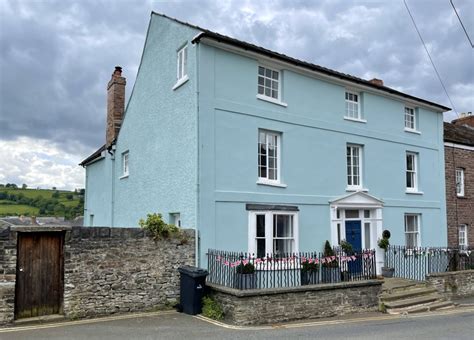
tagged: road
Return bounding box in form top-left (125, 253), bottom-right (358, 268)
top-left (1, 308), bottom-right (473, 340)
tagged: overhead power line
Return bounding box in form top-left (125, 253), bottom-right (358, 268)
top-left (450, 0), bottom-right (474, 48)
top-left (403, 0), bottom-right (459, 117)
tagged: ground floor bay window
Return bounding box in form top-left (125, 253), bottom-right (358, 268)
top-left (247, 206), bottom-right (299, 258)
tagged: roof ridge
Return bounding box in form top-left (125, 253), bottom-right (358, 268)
top-left (152, 11), bottom-right (450, 111)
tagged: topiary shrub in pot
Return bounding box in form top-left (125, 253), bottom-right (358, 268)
top-left (321, 240), bottom-right (341, 283)
top-left (378, 229), bottom-right (394, 278)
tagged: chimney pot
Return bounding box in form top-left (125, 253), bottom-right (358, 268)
top-left (114, 66), bottom-right (122, 76)
top-left (369, 78), bottom-right (384, 86)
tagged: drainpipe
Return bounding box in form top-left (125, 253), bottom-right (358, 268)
top-left (194, 39), bottom-right (200, 267)
top-left (108, 144), bottom-right (116, 227)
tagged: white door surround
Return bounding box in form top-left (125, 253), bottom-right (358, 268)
top-left (329, 191), bottom-right (384, 275)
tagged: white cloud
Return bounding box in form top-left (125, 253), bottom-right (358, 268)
top-left (0, 137), bottom-right (84, 190)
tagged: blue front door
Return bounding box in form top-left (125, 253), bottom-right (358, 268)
top-left (345, 220), bottom-right (362, 274)
top-left (345, 220), bottom-right (362, 250)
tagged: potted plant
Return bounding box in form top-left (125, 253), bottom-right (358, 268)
top-left (321, 240), bottom-right (341, 283)
top-left (234, 260), bottom-right (257, 289)
top-left (378, 229), bottom-right (394, 278)
top-left (301, 257), bottom-right (319, 285)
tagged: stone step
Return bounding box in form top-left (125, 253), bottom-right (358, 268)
top-left (380, 287), bottom-right (438, 302)
top-left (386, 300), bottom-right (454, 315)
top-left (383, 293), bottom-right (440, 310)
top-left (381, 278), bottom-right (426, 294)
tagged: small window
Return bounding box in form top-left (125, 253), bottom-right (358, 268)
top-left (170, 213), bottom-right (181, 227)
top-left (177, 45), bottom-right (187, 81)
top-left (406, 152), bottom-right (418, 192)
top-left (122, 151), bottom-right (129, 177)
top-left (347, 144), bottom-right (362, 189)
top-left (89, 214), bottom-right (94, 226)
top-left (258, 66), bottom-right (280, 100)
top-left (345, 91), bottom-right (360, 119)
top-left (459, 224), bottom-right (467, 248)
top-left (405, 107), bottom-right (416, 130)
top-left (364, 210), bottom-right (371, 218)
top-left (364, 222), bottom-right (371, 249)
top-left (258, 130), bottom-right (281, 183)
top-left (405, 214), bottom-right (420, 248)
top-left (456, 168), bottom-right (465, 197)
top-left (345, 210), bottom-right (359, 218)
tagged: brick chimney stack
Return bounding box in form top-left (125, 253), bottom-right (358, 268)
top-left (106, 66), bottom-right (126, 147)
top-left (369, 78), bottom-right (384, 87)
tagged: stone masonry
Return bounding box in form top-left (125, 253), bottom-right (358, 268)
top-left (208, 280), bottom-right (382, 325)
top-left (0, 225), bottom-right (195, 325)
top-left (64, 227), bottom-right (195, 319)
top-left (426, 270), bottom-right (474, 298)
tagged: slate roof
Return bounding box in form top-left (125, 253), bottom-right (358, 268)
top-left (444, 122), bottom-right (474, 147)
top-left (152, 12), bottom-right (450, 112)
top-left (79, 144), bottom-right (105, 166)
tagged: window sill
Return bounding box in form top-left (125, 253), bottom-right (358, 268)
top-left (120, 174), bottom-right (129, 180)
top-left (256, 179), bottom-right (287, 188)
top-left (456, 194), bottom-right (467, 199)
top-left (346, 187), bottom-right (369, 192)
top-left (405, 190), bottom-right (423, 195)
top-left (256, 94), bottom-right (288, 107)
top-left (172, 75), bottom-right (189, 90)
top-left (344, 116), bottom-right (367, 123)
top-left (404, 128), bottom-right (421, 135)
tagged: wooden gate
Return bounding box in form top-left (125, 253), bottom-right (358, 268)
top-left (15, 232), bottom-right (64, 319)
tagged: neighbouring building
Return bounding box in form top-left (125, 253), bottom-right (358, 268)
top-left (444, 113), bottom-right (474, 249)
top-left (80, 12), bottom-right (451, 273)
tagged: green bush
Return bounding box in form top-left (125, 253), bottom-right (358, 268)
top-left (378, 237), bottom-right (390, 251)
top-left (202, 296), bottom-right (224, 320)
top-left (139, 213), bottom-right (179, 240)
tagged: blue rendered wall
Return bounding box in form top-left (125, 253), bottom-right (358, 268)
top-left (85, 14), bottom-right (200, 229)
top-left (83, 155), bottom-right (112, 226)
top-left (197, 43), bottom-right (447, 265)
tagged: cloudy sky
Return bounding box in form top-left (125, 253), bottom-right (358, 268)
top-left (0, 0), bottom-right (473, 190)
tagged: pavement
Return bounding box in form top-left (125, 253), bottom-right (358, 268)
top-left (0, 306), bottom-right (473, 340)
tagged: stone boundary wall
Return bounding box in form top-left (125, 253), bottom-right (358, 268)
top-left (426, 270), bottom-right (474, 298)
top-left (208, 280), bottom-right (383, 325)
top-left (0, 225), bottom-right (195, 326)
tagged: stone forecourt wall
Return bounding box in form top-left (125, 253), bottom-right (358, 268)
top-left (0, 226), bottom-right (195, 326)
top-left (208, 280), bottom-right (383, 326)
top-left (426, 270), bottom-right (474, 299)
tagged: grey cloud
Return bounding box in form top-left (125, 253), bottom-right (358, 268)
top-left (1, 0), bottom-right (473, 162)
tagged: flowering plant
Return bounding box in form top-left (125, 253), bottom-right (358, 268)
top-left (301, 257), bottom-right (319, 273)
top-left (235, 260), bottom-right (255, 274)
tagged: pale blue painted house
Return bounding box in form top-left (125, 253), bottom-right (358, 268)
top-left (81, 13), bottom-right (450, 272)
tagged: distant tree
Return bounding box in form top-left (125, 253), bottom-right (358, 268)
top-left (52, 186), bottom-right (57, 190)
top-left (52, 191), bottom-right (60, 198)
top-left (6, 183), bottom-right (18, 188)
top-left (79, 188), bottom-right (85, 196)
top-left (0, 184), bottom-right (4, 188)
top-left (0, 192), bottom-right (7, 200)
top-left (66, 193), bottom-right (73, 200)
top-left (21, 183), bottom-right (27, 189)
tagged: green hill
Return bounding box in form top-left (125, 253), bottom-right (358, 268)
top-left (0, 187), bottom-right (84, 219)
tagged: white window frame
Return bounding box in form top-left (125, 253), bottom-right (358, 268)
top-left (170, 213), bottom-right (181, 227)
top-left (456, 168), bottom-right (465, 197)
top-left (173, 45), bottom-right (189, 90)
top-left (344, 90), bottom-right (364, 122)
top-left (346, 144), bottom-right (363, 191)
top-left (405, 152), bottom-right (419, 193)
top-left (404, 214), bottom-right (421, 248)
top-left (404, 106), bottom-right (420, 133)
top-left (248, 211), bottom-right (299, 258)
top-left (458, 224), bottom-right (467, 248)
top-left (257, 130), bottom-right (282, 186)
top-left (256, 65), bottom-right (287, 107)
top-left (121, 151), bottom-right (129, 178)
